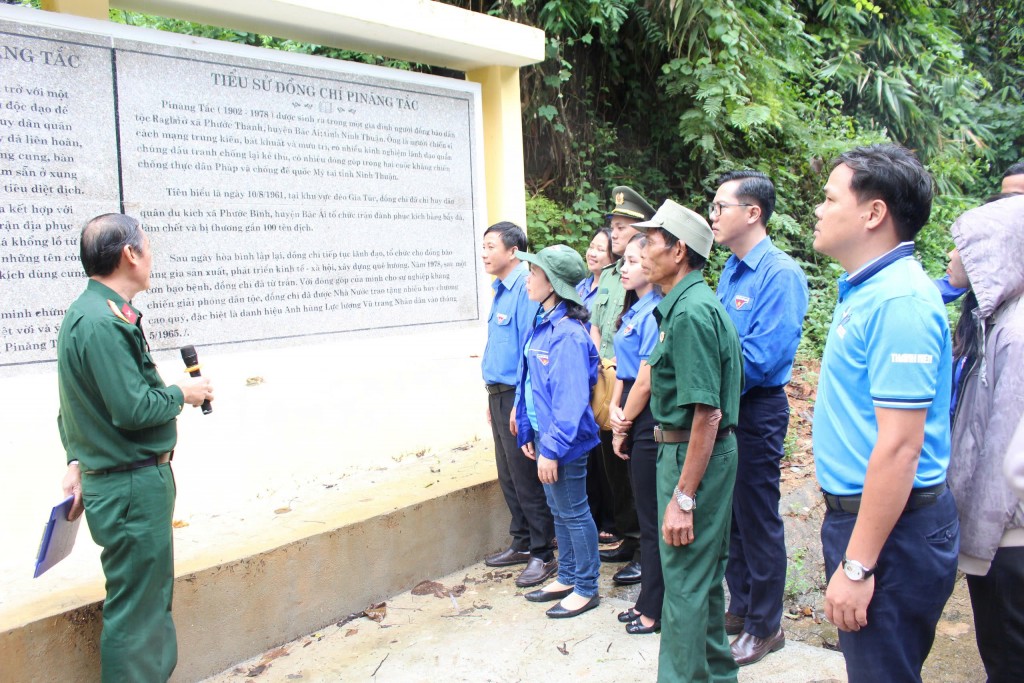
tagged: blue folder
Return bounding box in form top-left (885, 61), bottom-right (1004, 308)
top-left (33, 495), bottom-right (82, 578)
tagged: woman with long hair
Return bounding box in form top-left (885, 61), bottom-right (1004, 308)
top-left (609, 234), bottom-right (664, 634)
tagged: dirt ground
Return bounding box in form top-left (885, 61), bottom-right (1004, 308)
top-left (778, 360), bottom-right (984, 682)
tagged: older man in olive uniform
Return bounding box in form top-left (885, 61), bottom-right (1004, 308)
top-left (590, 186), bottom-right (657, 584)
top-left (58, 213), bottom-right (212, 682)
top-left (634, 200), bottom-right (743, 683)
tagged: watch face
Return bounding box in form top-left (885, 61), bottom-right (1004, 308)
top-left (843, 561), bottom-right (864, 581)
top-left (676, 493), bottom-right (694, 511)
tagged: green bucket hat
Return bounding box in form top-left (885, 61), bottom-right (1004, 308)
top-left (517, 244), bottom-right (588, 306)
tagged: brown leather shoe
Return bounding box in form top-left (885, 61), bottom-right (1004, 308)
top-left (515, 557), bottom-right (558, 587)
top-left (724, 611), bottom-right (745, 636)
top-left (730, 627), bottom-right (785, 666)
top-left (484, 547), bottom-right (530, 567)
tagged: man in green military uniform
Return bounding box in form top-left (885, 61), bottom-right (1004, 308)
top-left (58, 213), bottom-right (213, 682)
top-left (590, 186), bottom-right (657, 583)
top-left (634, 200), bottom-right (743, 682)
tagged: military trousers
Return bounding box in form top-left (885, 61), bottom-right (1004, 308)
top-left (657, 436), bottom-right (739, 683)
top-left (83, 463), bottom-right (177, 683)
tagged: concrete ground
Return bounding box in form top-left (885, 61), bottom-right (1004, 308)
top-left (201, 558), bottom-right (847, 683)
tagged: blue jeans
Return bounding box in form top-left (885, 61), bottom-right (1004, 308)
top-left (821, 488), bottom-right (959, 683)
top-left (543, 455), bottom-right (600, 597)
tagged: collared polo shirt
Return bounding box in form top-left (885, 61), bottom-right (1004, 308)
top-left (813, 243), bottom-right (953, 496)
top-left (576, 275), bottom-right (600, 311)
top-left (717, 236), bottom-right (808, 392)
top-left (648, 270), bottom-right (743, 430)
top-left (613, 290), bottom-right (662, 381)
top-left (482, 262), bottom-right (535, 386)
top-left (57, 279), bottom-right (184, 471)
top-left (590, 260), bottom-right (626, 359)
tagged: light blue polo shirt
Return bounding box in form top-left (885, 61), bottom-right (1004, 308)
top-left (813, 243), bottom-right (953, 496)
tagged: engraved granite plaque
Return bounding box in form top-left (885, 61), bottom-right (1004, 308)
top-left (0, 7), bottom-right (485, 367)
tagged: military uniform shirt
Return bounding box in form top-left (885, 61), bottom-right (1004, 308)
top-left (590, 260), bottom-right (626, 359)
top-left (648, 271), bottom-right (743, 430)
top-left (57, 279), bottom-right (184, 471)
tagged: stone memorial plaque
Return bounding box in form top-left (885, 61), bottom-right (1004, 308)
top-left (0, 20), bottom-right (120, 365)
top-left (0, 8), bottom-right (484, 368)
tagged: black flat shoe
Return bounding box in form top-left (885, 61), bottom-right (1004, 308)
top-left (625, 617), bottom-right (661, 634)
top-left (546, 594), bottom-right (601, 618)
top-left (524, 586), bottom-right (574, 603)
top-left (617, 607), bottom-right (641, 624)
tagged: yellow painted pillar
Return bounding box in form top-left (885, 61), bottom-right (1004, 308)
top-left (466, 65), bottom-right (527, 232)
top-left (41, 0), bottom-right (109, 20)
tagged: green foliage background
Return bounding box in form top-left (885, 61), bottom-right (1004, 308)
top-left (15, 0), bottom-right (1022, 357)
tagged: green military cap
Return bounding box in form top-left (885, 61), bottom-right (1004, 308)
top-left (517, 245), bottom-right (589, 306)
top-left (633, 199), bottom-right (714, 258)
top-left (608, 186), bottom-right (656, 221)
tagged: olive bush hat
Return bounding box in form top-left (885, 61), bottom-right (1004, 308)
top-left (517, 244), bottom-right (589, 306)
top-left (632, 199), bottom-right (714, 258)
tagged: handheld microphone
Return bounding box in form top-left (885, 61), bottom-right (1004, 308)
top-left (180, 345), bottom-right (212, 415)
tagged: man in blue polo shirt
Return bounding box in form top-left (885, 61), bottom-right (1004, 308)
top-left (812, 144), bottom-right (959, 682)
top-left (712, 171), bottom-right (808, 666)
top-left (481, 221), bottom-right (557, 588)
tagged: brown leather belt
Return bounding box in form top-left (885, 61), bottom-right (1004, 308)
top-left (822, 482), bottom-right (947, 515)
top-left (653, 426), bottom-right (735, 444)
top-left (485, 383), bottom-right (516, 395)
top-left (83, 451), bottom-right (173, 476)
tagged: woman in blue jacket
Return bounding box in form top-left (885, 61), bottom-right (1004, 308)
top-left (513, 244), bottom-right (603, 619)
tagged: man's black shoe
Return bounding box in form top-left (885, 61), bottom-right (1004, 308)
top-left (612, 560), bottom-right (642, 585)
top-left (600, 538), bottom-right (639, 563)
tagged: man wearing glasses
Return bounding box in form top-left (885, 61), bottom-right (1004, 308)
top-left (710, 171), bottom-right (808, 666)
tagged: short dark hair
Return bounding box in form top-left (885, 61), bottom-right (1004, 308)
top-left (1003, 162), bottom-right (1024, 179)
top-left (484, 221), bottom-right (527, 252)
top-left (834, 144), bottom-right (933, 242)
top-left (715, 170), bottom-right (776, 225)
top-left (80, 213), bottom-right (144, 277)
top-left (651, 228), bottom-right (707, 270)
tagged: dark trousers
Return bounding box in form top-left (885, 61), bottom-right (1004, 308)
top-left (587, 443), bottom-right (616, 533)
top-left (821, 489), bottom-right (959, 683)
top-left (601, 429), bottom-right (640, 545)
top-left (488, 388), bottom-right (554, 561)
top-left (629, 434), bottom-right (664, 619)
top-left (966, 546), bottom-right (1024, 683)
top-left (725, 386), bottom-right (789, 638)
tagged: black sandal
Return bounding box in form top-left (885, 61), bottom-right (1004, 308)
top-left (625, 617), bottom-right (661, 634)
top-left (617, 607), bottom-right (641, 624)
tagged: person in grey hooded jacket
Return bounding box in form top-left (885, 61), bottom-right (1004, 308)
top-left (946, 193), bottom-right (1024, 683)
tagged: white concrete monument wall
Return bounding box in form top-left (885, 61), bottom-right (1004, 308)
top-left (0, 3), bottom-right (497, 613)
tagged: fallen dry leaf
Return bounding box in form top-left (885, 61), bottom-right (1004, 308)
top-left (364, 602), bottom-right (387, 622)
top-left (345, 628), bottom-right (358, 637)
top-left (246, 664), bottom-right (267, 677)
top-left (557, 643), bottom-right (569, 656)
top-left (172, 520), bottom-right (189, 528)
top-left (274, 507), bottom-right (291, 514)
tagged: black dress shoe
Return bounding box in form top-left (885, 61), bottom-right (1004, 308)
top-left (545, 594), bottom-right (601, 619)
top-left (515, 557), bottom-right (558, 587)
top-left (617, 607), bottom-right (640, 624)
top-left (484, 547), bottom-right (530, 567)
top-left (625, 617), bottom-right (661, 634)
top-left (524, 586), bottom-right (574, 602)
top-left (724, 611), bottom-right (745, 636)
top-left (612, 560), bottom-right (642, 585)
top-left (731, 627), bottom-right (785, 666)
top-left (599, 538), bottom-right (639, 563)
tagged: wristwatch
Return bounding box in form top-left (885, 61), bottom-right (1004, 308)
top-left (842, 555), bottom-right (875, 581)
top-left (673, 487), bottom-right (696, 512)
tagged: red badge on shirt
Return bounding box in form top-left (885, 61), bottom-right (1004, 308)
top-left (107, 300), bottom-right (138, 324)
top-left (734, 295), bottom-right (751, 310)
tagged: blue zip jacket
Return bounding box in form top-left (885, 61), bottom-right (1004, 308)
top-left (515, 302), bottom-right (601, 464)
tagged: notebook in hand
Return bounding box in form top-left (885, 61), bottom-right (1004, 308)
top-left (34, 495), bottom-right (82, 578)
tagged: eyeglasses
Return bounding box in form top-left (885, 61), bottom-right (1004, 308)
top-left (708, 201), bottom-right (753, 217)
